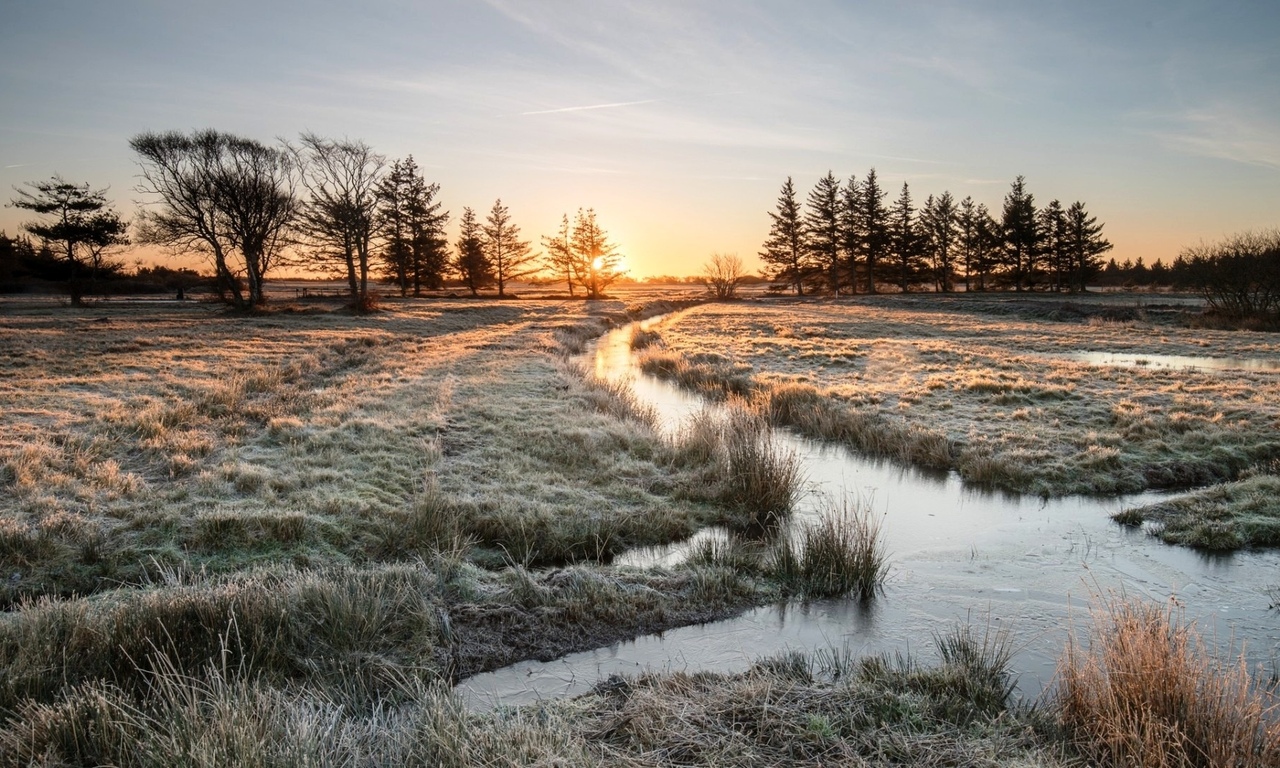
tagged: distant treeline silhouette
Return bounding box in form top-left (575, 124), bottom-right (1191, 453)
top-left (760, 171), bottom-right (1112, 294)
top-left (4, 129), bottom-right (629, 309)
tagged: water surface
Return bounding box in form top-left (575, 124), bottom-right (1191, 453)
top-left (459, 317), bottom-right (1280, 709)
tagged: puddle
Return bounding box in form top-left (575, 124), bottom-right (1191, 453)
top-left (458, 316), bottom-right (1280, 709)
top-left (1065, 351), bottom-right (1280, 372)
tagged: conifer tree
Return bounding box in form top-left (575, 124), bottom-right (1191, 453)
top-left (920, 190), bottom-right (957, 292)
top-left (570, 208), bottom-right (624, 300)
top-left (454, 206), bottom-right (492, 296)
top-left (541, 213), bottom-right (577, 295)
top-left (859, 168), bottom-right (890, 293)
top-left (838, 175), bottom-right (862, 294)
top-left (1065, 201), bottom-right (1112, 292)
top-left (1038, 199), bottom-right (1068, 292)
top-left (805, 171), bottom-right (843, 294)
top-left (10, 177), bottom-right (128, 304)
top-left (1001, 175), bottom-right (1040, 291)
top-left (956, 195), bottom-right (980, 291)
top-left (481, 199), bottom-right (538, 297)
top-left (376, 156), bottom-right (448, 295)
top-left (889, 182), bottom-right (921, 292)
top-left (758, 177), bottom-right (810, 295)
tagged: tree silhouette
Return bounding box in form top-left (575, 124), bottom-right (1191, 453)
top-left (702, 252), bottom-right (746, 298)
top-left (838, 175), bottom-right (862, 294)
top-left (454, 206), bottom-right (492, 296)
top-left (541, 213), bottom-right (578, 296)
top-left (571, 208), bottom-right (624, 300)
top-left (805, 171), bottom-right (842, 295)
top-left (294, 134), bottom-right (385, 305)
top-left (9, 177), bottom-right (127, 304)
top-left (377, 156), bottom-right (448, 295)
top-left (1001, 175), bottom-right (1039, 292)
top-left (858, 168), bottom-right (890, 293)
top-left (920, 191), bottom-right (957, 292)
top-left (1038, 199), bottom-right (1068, 292)
top-left (759, 177), bottom-right (810, 295)
top-left (889, 182), bottom-right (921, 292)
top-left (482, 199), bottom-right (537, 297)
top-left (1065, 201), bottom-right (1111, 292)
top-left (131, 130), bottom-right (296, 308)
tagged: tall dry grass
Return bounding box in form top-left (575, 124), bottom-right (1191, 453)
top-left (1054, 591), bottom-right (1280, 766)
top-left (771, 496), bottom-right (889, 599)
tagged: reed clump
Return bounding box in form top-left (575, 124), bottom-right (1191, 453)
top-left (1053, 591), bottom-right (1280, 767)
top-left (671, 403), bottom-right (803, 531)
top-left (770, 496), bottom-right (889, 599)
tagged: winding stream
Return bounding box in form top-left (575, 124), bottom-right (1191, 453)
top-left (458, 314), bottom-right (1280, 709)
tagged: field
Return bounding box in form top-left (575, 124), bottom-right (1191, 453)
top-left (2, 291), bottom-right (1278, 765)
top-left (637, 294), bottom-right (1280, 497)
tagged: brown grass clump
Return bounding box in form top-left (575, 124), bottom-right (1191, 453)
top-left (771, 496), bottom-right (889, 599)
top-left (1053, 592), bottom-right (1280, 766)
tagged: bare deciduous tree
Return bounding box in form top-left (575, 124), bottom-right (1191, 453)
top-left (131, 130), bottom-right (297, 308)
top-left (293, 134), bottom-right (386, 305)
top-left (702, 252), bottom-right (746, 299)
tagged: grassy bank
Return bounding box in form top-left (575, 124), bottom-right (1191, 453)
top-left (1114, 471), bottom-right (1280, 550)
top-left (636, 297), bottom-right (1280, 496)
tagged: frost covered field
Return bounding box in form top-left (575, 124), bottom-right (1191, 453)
top-left (639, 295), bottom-right (1280, 497)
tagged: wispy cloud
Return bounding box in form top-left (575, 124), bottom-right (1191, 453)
top-left (521, 99), bottom-right (657, 116)
top-left (1143, 106), bottom-right (1280, 171)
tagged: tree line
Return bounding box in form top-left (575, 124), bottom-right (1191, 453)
top-left (760, 171), bottom-right (1113, 295)
top-left (5, 129), bottom-right (628, 308)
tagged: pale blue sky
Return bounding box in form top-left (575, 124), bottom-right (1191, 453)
top-left (2, 1), bottom-right (1277, 275)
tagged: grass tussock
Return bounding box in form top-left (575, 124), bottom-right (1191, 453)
top-left (1054, 592), bottom-right (1280, 767)
top-left (771, 496), bottom-right (889, 599)
top-left (1113, 473), bottom-right (1280, 550)
top-left (670, 402), bottom-right (803, 530)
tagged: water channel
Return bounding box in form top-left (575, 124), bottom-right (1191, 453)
top-left (459, 314), bottom-right (1280, 709)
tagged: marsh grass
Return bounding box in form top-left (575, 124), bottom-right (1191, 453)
top-left (1054, 592), bottom-right (1280, 766)
top-left (638, 301), bottom-right (1280, 496)
top-left (1115, 473), bottom-right (1280, 550)
top-left (670, 403), bottom-right (803, 530)
top-left (770, 496), bottom-right (889, 599)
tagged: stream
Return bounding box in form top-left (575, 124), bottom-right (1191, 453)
top-left (458, 314), bottom-right (1280, 709)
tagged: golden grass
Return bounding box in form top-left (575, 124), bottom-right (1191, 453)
top-left (1054, 591), bottom-right (1280, 766)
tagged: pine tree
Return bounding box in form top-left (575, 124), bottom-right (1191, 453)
top-left (956, 196), bottom-right (980, 292)
top-left (1065, 201), bottom-right (1112, 292)
top-left (920, 191), bottom-right (957, 292)
top-left (838, 175), bottom-right (862, 294)
top-left (541, 214), bottom-right (577, 296)
top-left (481, 199), bottom-right (538, 297)
top-left (758, 177), bottom-right (811, 295)
top-left (571, 208), bottom-right (624, 300)
top-left (454, 206), bottom-right (492, 296)
top-left (859, 168), bottom-right (890, 293)
top-left (376, 156), bottom-right (447, 295)
top-left (10, 176), bottom-right (128, 305)
top-left (889, 182), bottom-right (921, 292)
top-left (805, 171), bottom-right (842, 295)
top-left (1038, 199), bottom-right (1068, 292)
top-left (1001, 175), bottom-right (1040, 291)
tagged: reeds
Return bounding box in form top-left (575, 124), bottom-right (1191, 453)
top-left (1053, 591), bottom-right (1280, 766)
top-left (770, 495), bottom-right (888, 599)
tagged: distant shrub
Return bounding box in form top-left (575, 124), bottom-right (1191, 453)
top-left (1182, 230), bottom-right (1280, 326)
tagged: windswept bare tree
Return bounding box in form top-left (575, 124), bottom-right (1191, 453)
top-left (9, 177), bottom-right (128, 304)
top-left (293, 134), bottom-right (386, 304)
top-left (131, 130), bottom-right (297, 308)
top-left (481, 199), bottom-right (538, 297)
top-left (702, 252), bottom-right (746, 299)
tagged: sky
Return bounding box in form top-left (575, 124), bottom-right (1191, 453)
top-left (2, 0), bottom-right (1278, 278)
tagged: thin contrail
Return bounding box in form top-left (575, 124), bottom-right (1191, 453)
top-left (521, 99), bottom-right (656, 116)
